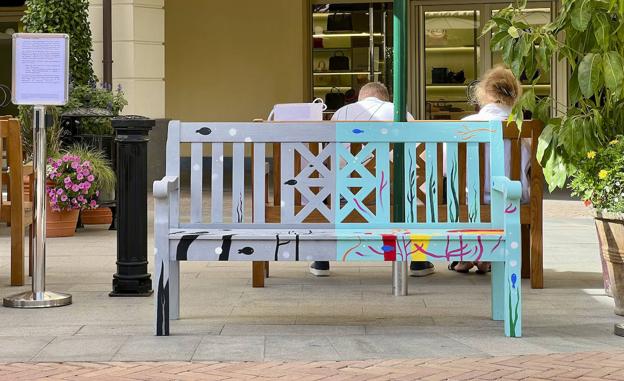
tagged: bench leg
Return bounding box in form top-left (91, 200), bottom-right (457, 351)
top-left (530, 218), bottom-right (544, 289)
top-left (10, 224), bottom-right (24, 286)
top-left (264, 261), bottom-right (269, 278)
top-left (491, 262), bottom-right (505, 321)
top-left (392, 261), bottom-right (408, 296)
top-left (521, 225), bottom-right (530, 279)
top-left (155, 256), bottom-right (170, 336)
top-left (169, 261), bottom-right (180, 320)
top-left (252, 261), bottom-right (265, 288)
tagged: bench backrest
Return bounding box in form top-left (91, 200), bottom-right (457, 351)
top-left (165, 120), bottom-right (505, 230)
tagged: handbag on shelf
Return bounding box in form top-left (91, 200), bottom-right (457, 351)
top-left (268, 98), bottom-right (327, 122)
top-left (327, 12), bottom-right (353, 31)
top-left (432, 67), bottom-right (449, 84)
top-left (325, 88), bottom-right (346, 111)
top-left (313, 37), bottom-right (324, 49)
top-left (329, 51), bottom-right (350, 71)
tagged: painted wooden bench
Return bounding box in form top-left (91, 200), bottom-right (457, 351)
top-left (153, 120), bottom-right (523, 337)
top-left (255, 121), bottom-right (543, 289)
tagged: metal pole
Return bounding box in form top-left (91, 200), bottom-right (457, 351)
top-left (103, 0), bottom-right (113, 87)
top-left (392, 261), bottom-right (408, 296)
top-left (392, 0), bottom-right (408, 296)
top-left (369, 3), bottom-right (375, 81)
top-left (4, 106), bottom-right (72, 308)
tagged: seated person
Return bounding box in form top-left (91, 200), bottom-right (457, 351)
top-left (309, 82), bottom-right (436, 278)
top-left (451, 65), bottom-right (529, 273)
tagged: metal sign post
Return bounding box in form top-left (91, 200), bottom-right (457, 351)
top-left (3, 33), bottom-right (72, 308)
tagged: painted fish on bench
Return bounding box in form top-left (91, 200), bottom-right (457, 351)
top-left (238, 247), bottom-right (255, 255)
top-left (284, 179), bottom-right (298, 186)
top-left (196, 127), bottom-right (212, 135)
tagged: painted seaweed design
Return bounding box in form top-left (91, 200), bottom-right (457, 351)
top-left (156, 264), bottom-right (169, 336)
top-left (379, 170), bottom-right (388, 210)
top-left (449, 159), bottom-right (459, 223)
top-left (295, 234), bottom-right (300, 261)
top-left (274, 234), bottom-right (291, 261)
top-left (176, 234), bottom-right (200, 260)
top-left (236, 194), bottom-right (244, 223)
top-left (219, 234), bottom-right (234, 261)
top-left (508, 274), bottom-right (520, 337)
top-left (406, 149), bottom-right (416, 223)
top-left (468, 186), bottom-right (479, 223)
top-left (428, 170), bottom-right (437, 222)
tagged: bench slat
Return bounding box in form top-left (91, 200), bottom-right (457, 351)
top-left (467, 142), bottom-right (481, 223)
top-left (232, 143), bottom-right (245, 223)
top-left (166, 121), bottom-right (181, 227)
top-left (404, 143), bottom-right (418, 223)
top-left (211, 143), bottom-right (224, 223)
top-left (253, 143), bottom-right (265, 223)
top-left (280, 143), bottom-right (295, 223)
top-left (425, 143), bottom-right (438, 223)
top-left (190, 143), bottom-right (203, 223)
top-left (446, 143), bottom-right (459, 223)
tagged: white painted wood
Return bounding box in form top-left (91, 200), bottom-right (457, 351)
top-left (166, 121), bottom-right (181, 227)
top-left (232, 143), bottom-right (245, 223)
top-left (190, 143), bottom-right (203, 224)
top-left (253, 143), bottom-right (266, 223)
top-left (280, 143), bottom-right (296, 223)
top-left (211, 143), bottom-right (224, 224)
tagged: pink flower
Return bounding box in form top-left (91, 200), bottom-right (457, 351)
top-left (72, 184), bottom-right (80, 192)
top-left (84, 181), bottom-right (91, 189)
top-left (64, 177), bottom-right (71, 184)
top-left (71, 161), bottom-right (79, 169)
top-left (89, 200), bottom-right (97, 208)
top-left (77, 174), bottom-right (84, 180)
top-left (87, 175), bottom-right (95, 182)
top-left (61, 195), bottom-right (68, 202)
top-left (56, 188), bottom-right (63, 195)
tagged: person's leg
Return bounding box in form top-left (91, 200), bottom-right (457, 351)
top-left (410, 261), bottom-right (435, 277)
top-left (309, 261), bottom-right (330, 276)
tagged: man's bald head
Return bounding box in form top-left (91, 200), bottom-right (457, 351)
top-left (358, 82), bottom-right (390, 102)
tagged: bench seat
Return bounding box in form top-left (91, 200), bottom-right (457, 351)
top-left (169, 227), bottom-right (507, 262)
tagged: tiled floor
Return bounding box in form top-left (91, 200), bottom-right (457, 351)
top-left (0, 196), bottom-right (622, 363)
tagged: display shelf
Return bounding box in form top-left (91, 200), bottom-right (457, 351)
top-left (314, 86), bottom-right (352, 90)
top-left (426, 84), bottom-right (469, 88)
top-left (314, 71), bottom-right (382, 76)
top-left (425, 46), bottom-right (475, 53)
top-left (313, 32), bottom-right (383, 38)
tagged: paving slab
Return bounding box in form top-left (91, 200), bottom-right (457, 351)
top-left (32, 336), bottom-right (127, 362)
top-left (112, 335), bottom-right (202, 361)
top-left (193, 335), bottom-right (265, 361)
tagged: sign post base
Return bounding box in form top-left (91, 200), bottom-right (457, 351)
top-left (3, 291), bottom-right (72, 308)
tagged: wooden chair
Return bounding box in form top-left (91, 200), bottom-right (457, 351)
top-left (0, 117), bottom-right (34, 286)
top-left (252, 121), bottom-right (544, 289)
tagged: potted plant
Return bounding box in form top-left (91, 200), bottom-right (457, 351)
top-left (64, 144), bottom-right (116, 225)
top-left (488, 0), bottom-right (624, 312)
top-left (46, 152), bottom-right (101, 237)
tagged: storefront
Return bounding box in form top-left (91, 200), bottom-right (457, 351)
top-left (0, 0), bottom-right (566, 122)
top-left (0, 3), bottom-right (23, 117)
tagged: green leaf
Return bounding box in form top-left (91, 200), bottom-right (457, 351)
top-left (508, 25), bottom-right (520, 38)
top-left (593, 13), bottom-right (610, 48)
top-left (578, 53), bottom-right (603, 98)
top-left (490, 31), bottom-right (510, 50)
top-left (602, 51), bottom-right (624, 93)
top-left (521, 88), bottom-right (536, 112)
top-left (537, 121), bottom-right (556, 163)
top-left (525, 46), bottom-right (537, 82)
top-left (502, 36), bottom-right (516, 65)
top-left (571, 0), bottom-right (592, 31)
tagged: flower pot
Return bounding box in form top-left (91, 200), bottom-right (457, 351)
top-left (595, 211), bottom-right (624, 315)
top-left (80, 207), bottom-right (113, 225)
top-left (46, 208), bottom-right (79, 238)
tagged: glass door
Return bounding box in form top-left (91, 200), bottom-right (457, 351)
top-left (311, 2), bottom-right (393, 118)
top-left (418, 6), bottom-right (482, 120)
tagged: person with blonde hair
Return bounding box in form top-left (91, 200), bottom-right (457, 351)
top-left (452, 65), bottom-right (530, 273)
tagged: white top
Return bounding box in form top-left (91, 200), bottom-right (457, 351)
top-left (331, 97), bottom-right (415, 121)
top-left (460, 103), bottom-right (531, 203)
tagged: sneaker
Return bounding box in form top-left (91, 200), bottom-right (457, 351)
top-left (410, 261), bottom-right (435, 277)
top-left (309, 261), bottom-right (330, 277)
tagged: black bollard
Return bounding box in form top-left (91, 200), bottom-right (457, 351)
top-left (110, 116), bottom-right (155, 297)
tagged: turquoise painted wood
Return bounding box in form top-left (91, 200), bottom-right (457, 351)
top-left (154, 120), bottom-right (522, 337)
top-left (425, 142), bottom-right (438, 223)
top-left (446, 143), bottom-right (459, 223)
top-left (467, 142), bottom-right (481, 223)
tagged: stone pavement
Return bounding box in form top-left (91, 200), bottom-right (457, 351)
top-left (2, 351), bottom-right (624, 380)
top-left (0, 196), bottom-right (622, 365)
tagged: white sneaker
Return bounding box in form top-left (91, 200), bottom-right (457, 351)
top-left (309, 262), bottom-right (330, 277)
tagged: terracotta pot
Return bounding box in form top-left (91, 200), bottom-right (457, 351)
top-left (594, 211), bottom-right (624, 315)
top-left (81, 207), bottom-right (113, 225)
top-left (46, 208), bottom-right (79, 238)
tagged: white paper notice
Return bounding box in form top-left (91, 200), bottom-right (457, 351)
top-left (12, 34), bottom-right (69, 106)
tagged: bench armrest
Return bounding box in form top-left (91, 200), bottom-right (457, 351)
top-left (492, 176), bottom-right (522, 201)
top-left (153, 176), bottom-right (179, 199)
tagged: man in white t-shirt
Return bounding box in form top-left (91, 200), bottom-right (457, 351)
top-left (309, 82), bottom-right (436, 278)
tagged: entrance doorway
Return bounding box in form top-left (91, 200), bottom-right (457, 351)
top-left (0, 16), bottom-right (20, 116)
top-left (412, 2), bottom-right (556, 120)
